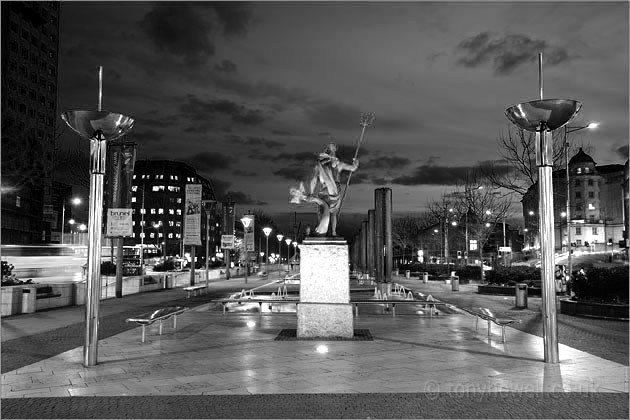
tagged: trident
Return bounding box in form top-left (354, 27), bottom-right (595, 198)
top-left (337, 112), bottom-right (375, 217)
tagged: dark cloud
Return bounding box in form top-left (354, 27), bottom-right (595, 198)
top-left (140, 3), bottom-right (252, 66)
top-left (131, 128), bottom-right (164, 142)
top-left (615, 144), bottom-right (629, 160)
top-left (214, 59), bottom-right (238, 74)
top-left (362, 156), bottom-right (411, 170)
top-left (183, 151), bottom-right (236, 173)
top-left (390, 164), bottom-right (476, 185)
top-left (206, 177), bottom-right (231, 200)
top-left (224, 190), bottom-right (267, 205)
top-left (349, 172), bottom-right (371, 184)
top-left (272, 129), bottom-right (293, 136)
top-left (180, 95), bottom-right (265, 126)
top-left (233, 169), bottom-right (258, 177)
top-left (273, 165), bottom-right (313, 181)
top-left (455, 32), bottom-right (572, 75)
top-left (244, 136), bottom-right (284, 148)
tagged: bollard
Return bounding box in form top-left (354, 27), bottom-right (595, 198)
top-left (405, 270), bottom-right (410, 279)
top-left (515, 283), bottom-right (528, 308)
top-left (166, 274), bottom-right (174, 289)
top-left (422, 272), bottom-right (428, 283)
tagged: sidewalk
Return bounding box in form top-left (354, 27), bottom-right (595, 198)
top-left (1, 272), bottom-right (628, 419)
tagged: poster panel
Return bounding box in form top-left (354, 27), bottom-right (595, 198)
top-left (183, 184), bottom-right (202, 245)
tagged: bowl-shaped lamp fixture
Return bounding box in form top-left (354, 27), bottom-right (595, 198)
top-left (61, 110), bottom-right (135, 141)
top-left (505, 99), bottom-right (582, 132)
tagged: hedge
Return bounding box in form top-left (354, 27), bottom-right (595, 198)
top-left (570, 266), bottom-right (629, 304)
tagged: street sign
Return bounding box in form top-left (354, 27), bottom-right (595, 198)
top-left (499, 246), bottom-right (512, 252)
top-left (106, 208), bottom-right (133, 237)
top-left (221, 235), bottom-right (235, 249)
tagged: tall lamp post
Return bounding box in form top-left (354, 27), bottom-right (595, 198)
top-left (564, 123), bottom-right (598, 280)
top-left (505, 54), bottom-right (581, 363)
top-left (61, 197), bottom-right (82, 244)
top-left (241, 214), bottom-right (254, 285)
top-left (263, 227), bottom-right (272, 276)
top-left (276, 234), bottom-right (284, 270)
top-left (60, 67), bottom-right (134, 367)
top-left (285, 238), bottom-right (292, 272)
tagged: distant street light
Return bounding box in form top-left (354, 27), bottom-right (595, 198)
top-left (263, 227), bottom-right (272, 276)
top-left (61, 197), bottom-right (82, 244)
top-left (241, 214), bottom-right (254, 285)
top-left (285, 238), bottom-right (292, 272)
top-left (276, 234), bottom-right (284, 267)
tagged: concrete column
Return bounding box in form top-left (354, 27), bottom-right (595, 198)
top-left (374, 188), bottom-right (393, 285)
top-left (360, 220), bottom-right (368, 273)
top-left (367, 209), bottom-right (375, 279)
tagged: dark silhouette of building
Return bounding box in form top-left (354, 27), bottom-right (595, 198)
top-left (127, 160), bottom-right (218, 260)
top-left (1, 2), bottom-right (60, 243)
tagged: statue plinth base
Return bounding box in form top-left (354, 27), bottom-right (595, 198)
top-left (297, 237), bottom-right (353, 338)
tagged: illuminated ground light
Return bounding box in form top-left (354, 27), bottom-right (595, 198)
top-left (246, 321), bottom-right (256, 328)
top-left (316, 345), bottom-right (329, 354)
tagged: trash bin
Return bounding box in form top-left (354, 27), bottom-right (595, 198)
top-left (451, 276), bottom-right (459, 291)
top-left (422, 272), bottom-right (429, 283)
top-left (515, 283), bottom-right (528, 308)
top-left (22, 288), bottom-right (36, 314)
top-left (164, 273), bottom-right (174, 289)
top-left (405, 270), bottom-right (410, 279)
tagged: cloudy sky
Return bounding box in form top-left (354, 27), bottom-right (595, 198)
top-left (57, 1), bottom-right (629, 223)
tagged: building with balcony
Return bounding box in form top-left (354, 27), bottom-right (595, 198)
top-left (126, 160), bottom-right (219, 261)
top-left (522, 148), bottom-right (627, 252)
top-left (1, 1), bottom-right (60, 243)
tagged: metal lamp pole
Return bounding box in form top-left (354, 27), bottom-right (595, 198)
top-left (505, 53), bottom-right (581, 363)
top-left (61, 68), bottom-right (134, 367)
top-left (276, 234), bottom-right (283, 272)
top-left (263, 227), bottom-right (272, 276)
top-left (285, 238), bottom-right (292, 272)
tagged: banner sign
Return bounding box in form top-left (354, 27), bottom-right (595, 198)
top-left (183, 184), bottom-right (202, 245)
top-left (245, 232), bottom-right (255, 252)
top-left (221, 235), bottom-right (235, 249)
top-left (241, 213), bottom-right (255, 252)
top-left (106, 208), bottom-right (133, 237)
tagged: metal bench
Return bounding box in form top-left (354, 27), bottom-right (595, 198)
top-left (351, 299), bottom-right (447, 318)
top-left (215, 298), bottom-right (300, 315)
top-left (463, 307), bottom-right (521, 343)
top-left (126, 306), bottom-right (188, 343)
top-left (183, 284), bottom-right (206, 298)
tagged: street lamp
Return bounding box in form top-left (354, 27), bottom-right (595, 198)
top-left (285, 238), bottom-right (292, 272)
top-left (61, 197), bottom-right (82, 244)
top-left (505, 59), bottom-right (582, 363)
top-left (240, 215), bottom-right (254, 285)
top-left (564, 122), bottom-right (598, 281)
top-left (263, 227), bottom-right (272, 277)
top-left (276, 234), bottom-right (284, 268)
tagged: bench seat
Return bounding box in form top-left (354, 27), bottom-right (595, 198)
top-left (126, 306), bottom-right (188, 342)
top-left (463, 307), bottom-right (520, 343)
top-left (183, 285), bottom-right (206, 298)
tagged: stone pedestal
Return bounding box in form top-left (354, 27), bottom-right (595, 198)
top-left (297, 237), bottom-right (353, 338)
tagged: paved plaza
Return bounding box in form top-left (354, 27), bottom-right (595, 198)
top-left (1, 271), bottom-right (628, 418)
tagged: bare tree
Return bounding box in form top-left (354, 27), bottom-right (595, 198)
top-left (481, 126), bottom-right (587, 199)
top-left (426, 193), bottom-right (467, 271)
top-left (392, 214), bottom-right (434, 264)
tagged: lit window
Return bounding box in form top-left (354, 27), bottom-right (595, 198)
top-left (577, 168), bottom-right (582, 174)
top-left (176, 233), bottom-right (181, 238)
top-left (168, 233), bottom-right (173, 239)
top-left (152, 185), bottom-right (165, 191)
top-left (588, 203), bottom-right (595, 210)
top-left (176, 209), bottom-right (182, 215)
top-left (140, 209), bottom-right (146, 214)
top-left (175, 176), bottom-right (178, 181)
top-left (133, 175), bottom-right (136, 179)
top-left (585, 168), bottom-right (590, 173)
top-left (151, 208), bottom-right (156, 214)
top-left (140, 233), bottom-right (145, 238)
top-left (169, 209), bottom-right (174, 215)
top-left (150, 233), bottom-right (155, 238)
top-left (132, 186), bottom-right (138, 192)
top-left (177, 198), bottom-right (182, 203)
top-left (169, 221), bottom-right (175, 227)
top-left (131, 197), bottom-right (136, 203)
top-left (158, 208), bottom-right (164, 214)
top-left (16, 196), bottom-right (21, 207)
top-left (176, 221), bottom-right (182, 227)
top-left (132, 221), bottom-right (135, 226)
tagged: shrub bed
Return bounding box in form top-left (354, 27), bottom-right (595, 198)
top-left (485, 266), bottom-right (541, 287)
top-left (398, 263), bottom-right (481, 279)
top-left (570, 266), bottom-right (629, 304)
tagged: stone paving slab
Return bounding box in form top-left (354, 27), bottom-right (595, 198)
top-left (1, 393), bottom-right (628, 418)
